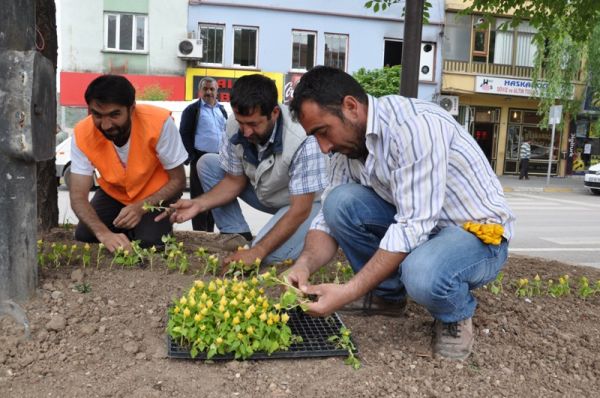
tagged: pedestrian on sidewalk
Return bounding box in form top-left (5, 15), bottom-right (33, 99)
top-left (519, 137), bottom-right (531, 180)
top-left (582, 139), bottom-right (592, 168)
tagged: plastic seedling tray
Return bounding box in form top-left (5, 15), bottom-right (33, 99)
top-left (167, 308), bottom-right (357, 360)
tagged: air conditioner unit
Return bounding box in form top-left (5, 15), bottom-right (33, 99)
top-left (177, 39), bottom-right (202, 59)
top-left (438, 95), bottom-right (459, 116)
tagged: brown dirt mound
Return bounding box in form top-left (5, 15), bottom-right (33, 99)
top-left (1, 229), bottom-right (599, 397)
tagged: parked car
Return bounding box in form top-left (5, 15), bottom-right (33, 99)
top-left (583, 163), bottom-right (600, 195)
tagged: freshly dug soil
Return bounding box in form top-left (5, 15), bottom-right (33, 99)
top-left (1, 229), bottom-right (599, 397)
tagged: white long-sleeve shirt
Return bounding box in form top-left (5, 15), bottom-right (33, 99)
top-left (311, 94), bottom-right (515, 254)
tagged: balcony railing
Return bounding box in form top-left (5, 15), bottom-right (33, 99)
top-left (443, 60), bottom-right (537, 79)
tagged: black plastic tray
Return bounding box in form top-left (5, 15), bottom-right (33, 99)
top-left (167, 308), bottom-right (357, 360)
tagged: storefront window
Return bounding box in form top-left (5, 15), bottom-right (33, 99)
top-left (504, 108), bottom-right (560, 175)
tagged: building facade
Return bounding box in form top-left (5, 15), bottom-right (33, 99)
top-left (442, 1), bottom-right (587, 177)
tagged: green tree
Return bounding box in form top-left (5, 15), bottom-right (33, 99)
top-left (352, 65), bottom-right (402, 97)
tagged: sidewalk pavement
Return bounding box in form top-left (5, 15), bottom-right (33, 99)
top-left (499, 174), bottom-right (587, 193)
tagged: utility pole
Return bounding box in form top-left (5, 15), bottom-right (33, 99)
top-left (400, 0), bottom-right (425, 98)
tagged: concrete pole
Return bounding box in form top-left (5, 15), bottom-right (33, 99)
top-left (0, 0), bottom-right (55, 305)
top-left (400, 0), bottom-right (425, 98)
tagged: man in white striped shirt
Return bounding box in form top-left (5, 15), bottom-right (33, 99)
top-left (287, 66), bottom-right (515, 360)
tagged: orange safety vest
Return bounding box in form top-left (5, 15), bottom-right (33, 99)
top-left (74, 104), bottom-right (170, 205)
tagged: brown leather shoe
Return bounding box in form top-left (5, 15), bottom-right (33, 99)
top-left (340, 292), bottom-right (406, 317)
top-left (432, 318), bottom-right (473, 360)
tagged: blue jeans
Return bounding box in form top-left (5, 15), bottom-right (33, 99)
top-left (198, 153), bottom-right (321, 264)
top-left (322, 183), bottom-right (509, 322)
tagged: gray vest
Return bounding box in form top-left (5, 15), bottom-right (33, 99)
top-left (226, 105), bottom-right (309, 208)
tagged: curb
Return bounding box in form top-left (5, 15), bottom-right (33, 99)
top-left (503, 186), bottom-right (577, 193)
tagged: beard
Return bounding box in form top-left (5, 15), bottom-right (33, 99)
top-left (99, 118), bottom-right (131, 147)
top-left (338, 118), bottom-right (368, 160)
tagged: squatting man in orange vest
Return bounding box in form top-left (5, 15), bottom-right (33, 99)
top-left (285, 66), bottom-right (515, 360)
top-left (69, 75), bottom-right (188, 252)
top-left (157, 74), bottom-right (329, 267)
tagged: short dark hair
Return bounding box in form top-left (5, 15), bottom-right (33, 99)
top-left (230, 74), bottom-right (278, 118)
top-left (289, 66), bottom-right (368, 121)
top-left (84, 75), bottom-right (136, 107)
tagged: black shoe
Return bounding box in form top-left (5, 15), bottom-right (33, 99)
top-left (340, 292), bottom-right (406, 317)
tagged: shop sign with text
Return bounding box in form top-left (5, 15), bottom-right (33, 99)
top-left (475, 76), bottom-right (548, 97)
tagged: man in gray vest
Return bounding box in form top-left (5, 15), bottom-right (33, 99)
top-left (162, 74), bottom-right (329, 266)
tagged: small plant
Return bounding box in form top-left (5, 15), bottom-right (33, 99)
top-left (515, 278), bottom-right (531, 298)
top-left (547, 275), bottom-right (571, 298)
top-left (224, 257), bottom-right (262, 278)
top-left (74, 282), bottom-right (92, 294)
top-left (47, 243), bottom-right (67, 268)
top-left (328, 327), bottom-right (360, 369)
top-left (334, 261), bottom-right (354, 284)
top-left (203, 254), bottom-right (220, 276)
top-left (136, 84), bottom-right (172, 101)
top-left (96, 243), bottom-right (105, 268)
top-left (65, 244), bottom-right (78, 267)
top-left (37, 240), bottom-right (47, 268)
top-left (487, 271), bottom-right (504, 295)
top-left (81, 243), bottom-right (91, 268)
top-left (578, 276), bottom-right (595, 299)
top-left (142, 200), bottom-right (170, 213)
top-left (111, 241), bottom-right (144, 269)
top-left (142, 245), bottom-right (158, 270)
top-left (531, 274), bottom-right (543, 296)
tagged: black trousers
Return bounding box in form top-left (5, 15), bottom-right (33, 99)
top-left (189, 149), bottom-right (215, 232)
top-left (519, 158), bottom-right (530, 179)
top-left (74, 188), bottom-right (178, 248)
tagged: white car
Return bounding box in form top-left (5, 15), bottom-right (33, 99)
top-left (55, 101), bottom-right (232, 189)
top-left (584, 163), bottom-right (600, 195)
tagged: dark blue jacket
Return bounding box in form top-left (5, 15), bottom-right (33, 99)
top-left (179, 99), bottom-right (228, 163)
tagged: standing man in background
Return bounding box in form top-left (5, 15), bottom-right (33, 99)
top-left (519, 137), bottom-right (531, 180)
top-left (582, 139), bottom-right (592, 168)
top-left (179, 77), bottom-right (228, 231)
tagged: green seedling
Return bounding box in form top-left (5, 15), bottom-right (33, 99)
top-left (547, 275), bottom-right (571, 298)
top-left (81, 243), bottom-right (91, 268)
top-left (334, 261), bottom-right (354, 284)
top-left (65, 244), bottom-right (78, 267)
top-left (578, 276), bottom-right (595, 299)
top-left (203, 254), bottom-right (220, 277)
top-left (111, 241), bottom-right (144, 269)
top-left (96, 243), bottom-right (105, 268)
top-left (328, 327), bottom-right (361, 369)
top-left (142, 200), bottom-right (170, 213)
top-left (37, 240), bottom-right (47, 268)
top-left (74, 282), bottom-right (92, 294)
top-left (487, 271), bottom-right (504, 295)
top-left (47, 243), bottom-right (67, 268)
top-left (142, 245), bottom-right (158, 270)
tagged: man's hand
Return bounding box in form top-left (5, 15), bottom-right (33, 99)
top-left (300, 283), bottom-right (353, 317)
top-left (285, 262), bottom-right (312, 292)
top-left (96, 231), bottom-right (131, 253)
top-left (223, 247), bottom-right (266, 269)
top-left (113, 203), bottom-right (145, 229)
top-left (154, 199), bottom-right (201, 223)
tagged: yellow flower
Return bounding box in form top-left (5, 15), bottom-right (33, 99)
top-left (173, 306), bottom-right (180, 314)
top-left (183, 308), bottom-right (191, 318)
top-left (218, 304), bottom-right (225, 312)
top-left (267, 319), bottom-right (273, 326)
top-left (84, 243), bottom-right (90, 250)
top-left (189, 287), bottom-right (196, 296)
top-left (216, 278), bottom-right (224, 286)
top-left (274, 303), bottom-right (281, 310)
top-left (194, 280), bottom-right (205, 289)
top-left (245, 310), bottom-right (252, 320)
top-left (206, 299), bottom-right (213, 308)
top-left (188, 297), bottom-right (197, 307)
top-left (194, 313), bottom-right (202, 322)
top-left (200, 324), bottom-right (206, 331)
top-left (179, 296), bottom-right (187, 305)
top-left (248, 304), bottom-right (256, 314)
top-left (217, 287), bottom-right (226, 296)
top-left (208, 281), bottom-right (216, 291)
top-left (215, 337), bottom-right (223, 345)
top-left (281, 313), bottom-right (289, 324)
top-left (201, 292), bottom-right (208, 301)
top-left (230, 298), bottom-right (239, 307)
top-left (259, 312), bottom-right (267, 321)
top-left (232, 316), bottom-right (240, 325)
top-left (246, 326), bottom-right (254, 335)
top-left (251, 277), bottom-right (259, 285)
top-left (237, 332), bottom-right (244, 340)
top-left (223, 311), bottom-right (230, 320)
top-left (201, 308), bottom-right (208, 315)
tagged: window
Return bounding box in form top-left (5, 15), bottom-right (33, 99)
top-left (105, 13), bottom-right (147, 52)
top-left (233, 26), bottom-right (258, 67)
top-left (444, 13), bottom-right (538, 67)
top-left (199, 24), bottom-right (224, 65)
top-left (324, 33), bottom-right (348, 71)
top-left (384, 39), bottom-right (403, 67)
top-left (291, 30), bottom-right (316, 71)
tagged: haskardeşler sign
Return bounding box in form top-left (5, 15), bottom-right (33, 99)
top-left (475, 76), bottom-right (549, 97)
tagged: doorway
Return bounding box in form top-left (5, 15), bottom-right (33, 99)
top-left (458, 105), bottom-right (500, 169)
